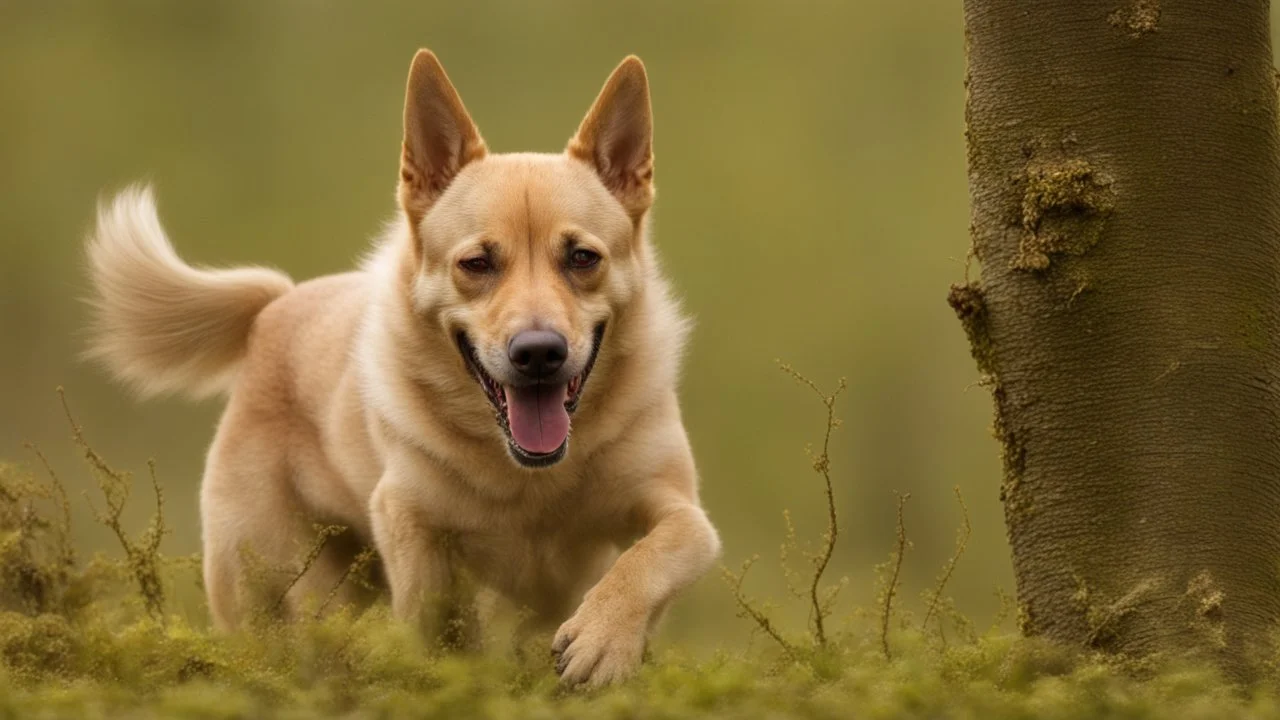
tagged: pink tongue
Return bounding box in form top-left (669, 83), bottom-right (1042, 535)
top-left (504, 384), bottom-right (570, 455)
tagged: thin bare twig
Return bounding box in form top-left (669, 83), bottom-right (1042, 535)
top-left (778, 363), bottom-right (847, 646)
top-left (721, 557), bottom-right (800, 661)
top-left (61, 387), bottom-right (168, 620)
top-left (721, 366), bottom-right (849, 659)
top-left (24, 442), bottom-right (75, 570)
top-left (315, 545), bottom-right (377, 619)
top-left (273, 524), bottom-right (347, 614)
top-left (880, 491), bottom-right (911, 661)
top-left (922, 486), bottom-right (972, 637)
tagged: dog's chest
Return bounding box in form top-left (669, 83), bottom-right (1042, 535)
top-left (450, 498), bottom-right (627, 615)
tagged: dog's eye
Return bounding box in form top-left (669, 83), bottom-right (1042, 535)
top-left (459, 257), bottom-right (493, 273)
top-left (568, 249), bottom-right (601, 269)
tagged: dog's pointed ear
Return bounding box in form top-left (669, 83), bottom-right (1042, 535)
top-left (399, 50), bottom-right (487, 227)
top-left (567, 56), bottom-right (654, 220)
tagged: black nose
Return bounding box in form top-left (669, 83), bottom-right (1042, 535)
top-left (508, 330), bottom-right (568, 379)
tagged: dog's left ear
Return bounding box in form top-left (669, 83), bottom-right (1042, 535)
top-left (400, 49), bottom-right (488, 229)
top-left (567, 56), bottom-right (654, 220)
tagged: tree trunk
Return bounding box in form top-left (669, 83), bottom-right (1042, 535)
top-left (953, 1), bottom-right (1280, 678)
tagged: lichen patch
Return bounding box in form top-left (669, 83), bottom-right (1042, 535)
top-left (1186, 570), bottom-right (1227, 649)
top-left (1013, 159), bottom-right (1115, 272)
top-left (1076, 576), bottom-right (1159, 649)
top-left (1109, 0), bottom-right (1160, 38)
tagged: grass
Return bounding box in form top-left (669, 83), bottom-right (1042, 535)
top-left (0, 380), bottom-right (1277, 718)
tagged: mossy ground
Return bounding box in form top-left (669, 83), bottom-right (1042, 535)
top-left (0, 589), bottom-right (1273, 720)
top-left (2, 393), bottom-right (1278, 719)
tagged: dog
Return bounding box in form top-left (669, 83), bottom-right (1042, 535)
top-left (83, 49), bottom-right (720, 687)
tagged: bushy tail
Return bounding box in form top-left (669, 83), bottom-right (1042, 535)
top-left (85, 185), bottom-right (294, 399)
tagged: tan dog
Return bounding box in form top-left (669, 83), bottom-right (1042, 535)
top-left (84, 50), bottom-right (720, 686)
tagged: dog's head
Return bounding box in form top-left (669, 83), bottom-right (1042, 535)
top-left (396, 50), bottom-right (656, 469)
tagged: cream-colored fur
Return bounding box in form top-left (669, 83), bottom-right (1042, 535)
top-left (85, 50), bottom-right (720, 687)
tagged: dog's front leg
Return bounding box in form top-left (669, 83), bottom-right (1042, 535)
top-left (370, 468), bottom-right (472, 647)
top-left (552, 486), bottom-right (721, 687)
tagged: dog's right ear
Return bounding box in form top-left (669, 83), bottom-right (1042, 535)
top-left (399, 50), bottom-right (487, 229)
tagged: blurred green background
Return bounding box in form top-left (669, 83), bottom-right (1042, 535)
top-left (7, 1), bottom-right (1265, 650)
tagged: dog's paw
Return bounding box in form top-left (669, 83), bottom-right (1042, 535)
top-left (551, 593), bottom-right (648, 687)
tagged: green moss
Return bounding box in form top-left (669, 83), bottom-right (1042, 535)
top-left (947, 282), bottom-right (995, 376)
top-left (1013, 159), bottom-right (1115, 272)
top-left (3, 417), bottom-right (1280, 717)
top-left (0, 460), bottom-right (76, 616)
top-left (946, 285), bottom-right (1030, 530)
top-left (3, 607), bottom-right (1277, 719)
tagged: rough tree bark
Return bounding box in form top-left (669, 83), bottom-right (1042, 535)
top-left (952, 1), bottom-right (1280, 678)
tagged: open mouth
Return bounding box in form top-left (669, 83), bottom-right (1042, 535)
top-left (456, 324), bottom-right (605, 468)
